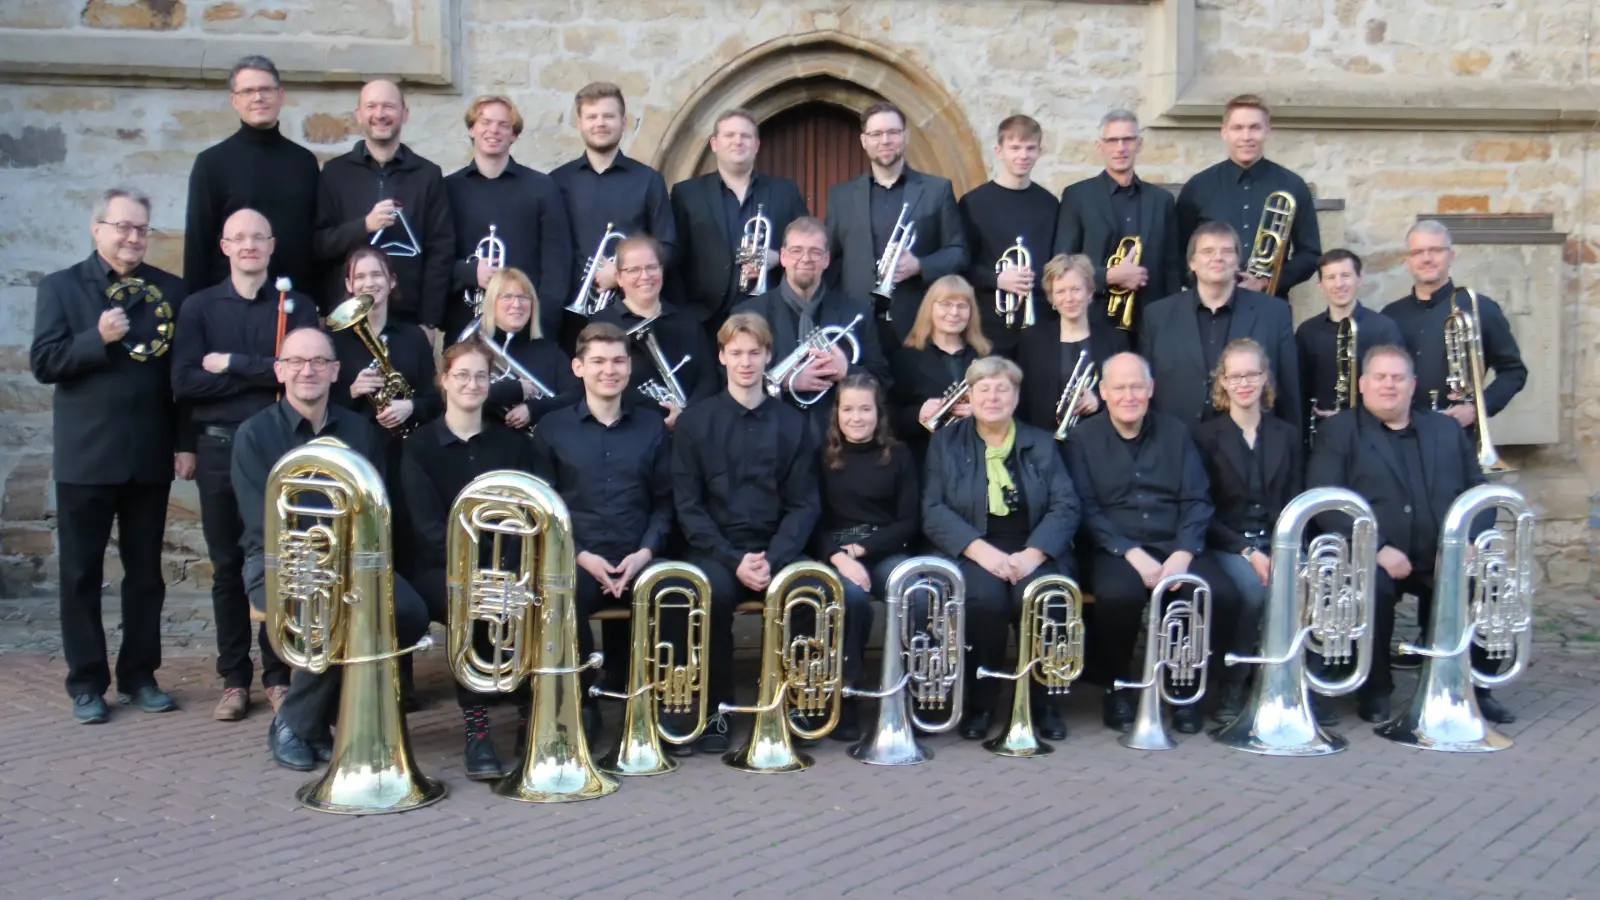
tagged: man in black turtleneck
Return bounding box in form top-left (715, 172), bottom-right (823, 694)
top-left (183, 56), bottom-right (320, 296)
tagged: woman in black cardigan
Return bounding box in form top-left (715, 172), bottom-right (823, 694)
top-left (1015, 254), bottom-right (1129, 433)
top-left (889, 275), bottom-right (991, 456)
top-left (922, 356), bottom-right (1080, 741)
top-left (1193, 337), bottom-right (1303, 723)
top-left (465, 267), bottom-right (580, 432)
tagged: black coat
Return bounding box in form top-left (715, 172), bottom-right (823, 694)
top-left (1192, 413), bottom-right (1304, 554)
top-left (1013, 320), bottom-right (1131, 433)
top-left (888, 340), bottom-right (980, 445)
top-left (921, 418), bottom-right (1079, 563)
top-left (1052, 172), bottom-right (1183, 328)
top-left (669, 172), bottom-right (809, 326)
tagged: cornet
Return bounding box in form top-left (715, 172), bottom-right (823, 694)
top-left (976, 575), bottom-right (1086, 757)
top-left (764, 313), bottom-right (863, 407)
top-left (1105, 235), bottom-right (1141, 331)
top-left (920, 380), bottom-right (971, 432)
top-left (626, 315), bottom-right (690, 408)
top-left (567, 222), bottom-right (626, 316)
top-left (465, 224), bottom-right (506, 317)
top-left (871, 202), bottom-right (917, 310)
top-left (1242, 191), bottom-right (1295, 296)
top-left (1115, 572), bottom-right (1213, 751)
top-left (1053, 349), bottom-right (1099, 440)
top-left (736, 203), bottom-right (773, 296)
top-left (994, 236), bottom-right (1035, 328)
top-left (1443, 287), bottom-right (1512, 474)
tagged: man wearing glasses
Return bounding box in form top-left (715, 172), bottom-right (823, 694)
top-left (183, 56), bottom-right (320, 297)
top-left (172, 207), bottom-right (318, 723)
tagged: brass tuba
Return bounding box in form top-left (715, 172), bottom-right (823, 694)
top-left (446, 470), bottom-right (618, 801)
top-left (588, 561), bottom-right (712, 776)
top-left (327, 293), bottom-right (418, 437)
top-left (1105, 235), bottom-right (1141, 331)
top-left (465, 224), bottom-right (506, 317)
top-left (994, 236), bottom-right (1035, 329)
top-left (844, 557), bottom-right (966, 766)
top-left (871, 202), bottom-right (917, 311)
top-left (567, 222), bottom-right (627, 316)
top-left (736, 204), bottom-right (773, 296)
top-left (1242, 190), bottom-right (1296, 296)
top-left (1376, 484), bottom-right (1535, 752)
top-left (1212, 488), bottom-right (1377, 756)
top-left (1053, 349), bottom-right (1100, 440)
top-left (764, 314), bottom-right (863, 408)
top-left (1115, 573), bottom-right (1213, 750)
top-left (920, 379), bottom-right (971, 433)
top-left (1443, 288), bottom-right (1512, 474)
top-left (264, 437), bottom-right (446, 814)
top-left (719, 561), bottom-right (847, 773)
top-left (976, 574), bottom-right (1085, 757)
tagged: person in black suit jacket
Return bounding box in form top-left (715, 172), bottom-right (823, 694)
top-left (1192, 338), bottom-right (1303, 723)
top-left (1305, 344), bottom-right (1512, 725)
top-left (1297, 249), bottom-right (1404, 442)
top-left (670, 108), bottom-right (808, 335)
top-left (1053, 109), bottom-right (1182, 338)
top-left (29, 188), bottom-right (191, 724)
top-left (1015, 254), bottom-right (1130, 435)
top-left (1139, 221), bottom-right (1301, 434)
top-left (889, 275), bottom-right (991, 458)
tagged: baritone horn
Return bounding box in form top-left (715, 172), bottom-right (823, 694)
top-left (719, 561), bottom-right (847, 773)
top-left (465, 224), bottom-right (506, 317)
top-left (567, 222), bottom-right (626, 316)
top-left (976, 575), bottom-right (1085, 757)
top-left (764, 313), bottom-right (863, 408)
top-left (1053, 349), bottom-right (1099, 440)
top-left (844, 557), bottom-right (966, 766)
top-left (589, 561), bottom-right (712, 776)
top-left (1377, 484), bottom-right (1535, 752)
top-left (1115, 573), bottom-right (1212, 751)
top-left (994, 236), bottom-right (1035, 328)
top-left (264, 437), bottom-right (446, 815)
top-left (1212, 489), bottom-right (1377, 756)
top-left (446, 470), bottom-right (617, 801)
top-left (327, 293), bottom-right (418, 437)
top-left (871, 202), bottom-right (917, 311)
top-left (1243, 190), bottom-right (1296, 296)
top-left (737, 203), bottom-right (773, 295)
top-left (1105, 236), bottom-right (1141, 331)
top-left (1443, 287), bottom-right (1511, 474)
top-left (920, 380), bottom-right (970, 432)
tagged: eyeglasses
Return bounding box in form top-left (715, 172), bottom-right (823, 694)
top-left (1193, 247), bottom-right (1237, 260)
top-left (1223, 371), bottom-right (1266, 386)
top-left (448, 370), bottom-right (491, 386)
top-left (97, 220), bottom-right (150, 239)
top-left (782, 247), bottom-right (826, 260)
top-left (1099, 135), bottom-right (1141, 145)
top-left (223, 233), bottom-right (273, 246)
top-left (280, 356), bottom-right (334, 372)
top-left (863, 128), bottom-right (905, 142)
top-left (619, 264), bottom-right (662, 277)
top-left (232, 86), bottom-right (280, 99)
top-left (1406, 247), bottom-right (1450, 259)
top-left (498, 292), bottom-right (534, 305)
top-left (933, 300), bottom-right (969, 312)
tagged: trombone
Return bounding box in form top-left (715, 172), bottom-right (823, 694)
top-left (976, 575), bottom-right (1085, 757)
top-left (1242, 191), bottom-right (1295, 296)
top-left (1053, 349), bottom-right (1099, 440)
top-left (1114, 572), bottom-right (1213, 751)
top-left (994, 236), bottom-right (1035, 328)
top-left (1443, 287), bottom-right (1512, 474)
top-left (465, 224), bottom-right (506, 318)
top-left (626, 315), bottom-right (690, 408)
top-left (736, 204), bottom-right (773, 296)
top-left (567, 222), bottom-right (626, 316)
top-left (764, 313), bottom-right (863, 408)
top-left (920, 380), bottom-right (971, 432)
top-left (871, 202), bottom-right (917, 310)
top-left (1105, 235), bottom-right (1141, 331)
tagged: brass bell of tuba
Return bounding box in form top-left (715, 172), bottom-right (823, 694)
top-left (446, 470), bottom-right (618, 801)
top-left (1242, 190), bottom-right (1296, 296)
top-left (1105, 236), bottom-right (1141, 331)
top-left (1443, 287), bottom-right (1512, 475)
top-left (264, 437), bottom-right (446, 815)
top-left (1115, 573), bottom-right (1213, 751)
top-left (975, 574), bottom-right (1085, 757)
top-left (994, 236), bottom-right (1035, 329)
top-left (327, 293), bottom-right (418, 437)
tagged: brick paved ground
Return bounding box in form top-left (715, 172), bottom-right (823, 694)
top-left (2, 589), bottom-right (1598, 899)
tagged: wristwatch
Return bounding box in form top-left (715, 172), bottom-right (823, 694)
top-left (1240, 547), bottom-right (1259, 561)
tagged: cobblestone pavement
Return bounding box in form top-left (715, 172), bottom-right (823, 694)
top-left (2, 589), bottom-right (1597, 899)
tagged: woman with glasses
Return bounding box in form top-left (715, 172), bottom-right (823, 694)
top-left (921, 356), bottom-right (1080, 741)
top-left (1015, 254), bottom-right (1129, 435)
top-left (469, 266), bottom-right (579, 431)
top-left (889, 275), bottom-right (990, 456)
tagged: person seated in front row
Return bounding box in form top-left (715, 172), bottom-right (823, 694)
top-left (467, 267), bottom-right (579, 432)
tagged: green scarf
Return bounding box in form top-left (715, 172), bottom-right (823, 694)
top-left (984, 422), bottom-right (1017, 516)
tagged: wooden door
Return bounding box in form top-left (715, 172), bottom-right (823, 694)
top-left (756, 103), bottom-right (866, 221)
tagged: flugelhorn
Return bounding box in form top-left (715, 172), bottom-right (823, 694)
top-left (1115, 572), bottom-right (1212, 751)
top-left (1242, 191), bottom-right (1295, 296)
top-left (264, 437), bottom-right (446, 814)
top-left (1053, 349), bottom-right (1099, 440)
top-left (465, 224), bottom-right (506, 317)
top-left (920, 379), bottom-right (970, 432)
top-left (871, 202), bottom-right (917, 311)
top-left (844, 557), bottom-right (966, 766)
top-left (736, 203), bottom-right (773, 296)
top-left (976, 574), bottom-right (1086, 757)
top-left (1443, 287), bottom-right (1512, 474)
top-left (764, 313), bottom-right (863, 408)
top-left (447, 470), bottom-right (617, 801)
top-left (626, 315), bottom-right (690, 408)
top-left (327, 293), bottom-right (418, 437)
top-left (1105, 235), bottom-right (1141, 331)
top-left (589, 561), bottom-right (712, 776)
top-left (1212, 489), bottom-right (1377, 756)
top-left (994, 236), bottom-right (1035, 328)
top-left (567, 222), bottom-right (626, 316)
top-left (1377, 484), bottom-right (1535, 752)
top-left (719, 561), bottom-right (847, 773)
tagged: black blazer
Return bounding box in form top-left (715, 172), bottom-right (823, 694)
top-left (29, 254), bottom-right (187, 485)
top-left (1053, 172), bottom-right (1182, 328)
top-left (1013, 321), bottom-right (1131, 433)
top-left (888, 341), bottom-right (979, 444)
top-left (1192, 414), bottom-right (1304, 554)
top-left (669, 172), bottom-right (808, 327)
top-left (920, 418), bottom-right (1079, 564)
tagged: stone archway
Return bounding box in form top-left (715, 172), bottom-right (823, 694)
top-left (650, 31), bottom-right (988, 195)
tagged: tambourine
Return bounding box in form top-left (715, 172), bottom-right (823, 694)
top-left (106, 278), bottom-right (174, 361)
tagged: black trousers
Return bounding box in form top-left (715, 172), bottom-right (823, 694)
top-left (1086, 548), bottom-right (1242, 696)
top-left (196, 431), bottom-right (288, 690)
top-left (55, 482), bottom-right (170, 698)
top-left (958, 557), bottom-right (1070, 713)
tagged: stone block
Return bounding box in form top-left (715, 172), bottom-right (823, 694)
top-left (23, 91), bottom-right (117, 114)
top-left (2, 455), bottom-right (52, 523)
top-left (1450, 49), bottom-right (1493, 76)
top-left (0, 1), bottom-right (74, 29)
top-left (162, 109), bottom-right (241, 145)
top-left (202, 2), bottom-right (243, 22)
top-left (301, 113), bottom-right (360, 145)
top-left (563, 26), bottom-right (621, 56)
top-left (1437, 195), bottom-right (1490, 214)
top-left (1465, 138), bottom-right (1553, 164)
top-left (1, 527), bottom-right (54, 557)
top-left (0, 126), bottom-right (67, 169)
top-left (0, 379), bottom-right (53, 415)
top-left (82, 0), bottom-right (187, 31)
top-left (145, 232), bottom-right (185, 279)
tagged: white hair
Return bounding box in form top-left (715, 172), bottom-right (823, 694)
top-left (1406, 219), bottom-right (1453, 247)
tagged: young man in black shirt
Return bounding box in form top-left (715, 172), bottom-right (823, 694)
top-left (1297, 249), bottom-right (1403, 440)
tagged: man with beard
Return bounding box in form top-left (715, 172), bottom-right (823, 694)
top-left (314, 79), bottom-right (455, 336)
top-left (1296, 249), bottom-right (1402, 441)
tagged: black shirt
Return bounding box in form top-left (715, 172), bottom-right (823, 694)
top-left (1176, 157), bottom-right (1321, 297)
top-left (1064, 412), bottom-right (1212, 556)
top-left (1195, 291), bottom-right (1235, 383)
top-left (588, 300), bottom-right (719, 414)
top-left (1237, 431), bottom-right (1270, 540)
top-left (445, 158), bottom-right (575, 337)
top-left (551, 151), bottom-right (676, 285)
top-left (1380, 280), bottom-right (1528, 417)
top-left (816, 440), bottom-right (919, 562)
top-left (330, 317), bottom-right (442, 446)
top-left (1109, 178), bottom-right (1142, 237)
top-left (1295, 305), bottom-right (1404, 418)
top-left (1386, 422), bottom-right (1438, 571)
top-left (868, 170), bottom-right (909, 261)
top-left (957, 180), bottom-right (1060, 349)
top-left (170, 278), bottom-right (320, 424)
top-left (400, 418), bottom-right (537, 574)
top-left (530, 401), bottom-right (673, 561)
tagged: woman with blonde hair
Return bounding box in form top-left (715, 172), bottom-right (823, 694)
top-left (1015, 253), bottom-right (1129, 433)
top-left (466, 266), bottom-right (579, 431)
top-left (890, 274), bottom-right (991, 450)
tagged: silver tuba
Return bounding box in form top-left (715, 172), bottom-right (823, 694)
top-left (1376, 484), bottom-right (1535, 752)
top-left (464, 224), bottom-right (506, 318)
top-left (1211, 488), bottom-right (1377, 756)
top-left (764, 313), bottom-right (863, 408)
top-left (1115, 572), bottom-right (1213, 750)
top-left (567, 222), bottom-right (627, 316)
top-left (626, 315), bottom-right (690, 408)
top-left (736, 203), bottom-right (773, 296)
top-left (1053, 349), bottom-right (1100, 441)
top-left (871, 203), bottom-right (917, 311)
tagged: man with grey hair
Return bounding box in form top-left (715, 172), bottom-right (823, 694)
top-left (1053, 109), bottom-right (1181, 337)
top-left (184, 55), bottom-right (320, 295)
top-left (30, 187), bottom-right (191, 724)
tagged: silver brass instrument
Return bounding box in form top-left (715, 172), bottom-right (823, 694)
top-left (465, 224), bottom-right (506, 317)
top-left (844, 557), bottom-right (966, 766)
top-left (1334, 314), bottom-right (1359, 410)
top-left (626, 315), bottom-right (690, 408)
top-left (977, 575), bottom-right (1086, 757)
top-left (328, 293), bottom-right (418, 437)
top-left (458, 316), bottom-right (557, 409)
top-left (920, 380), bottom-right (970, 433)
top-left (1105, 235), bottom-right (1141, 331)
top-left (736, 203), bottom-right (773, 296)
top-left (1212, 489), bottom-right (1377, 756)
top-left (764, 313), bottom-right (863, 408)
top-left (1443, 287), bottom-right (1511, 474)
top-left (1053, 349), bottom-right (1099, 440)
top-left (994, 236), bottom-right (1035, 329)
top-left (1242, 190), bottom-right (1296, 296)
top-left (567, 222), bottom-right (626, 316)
top-left (1377, 484), bottom-right (1535, 752)
top-left (264, 437), bottom-right (446, 814)
top-left (106, 278), bottom-right (174, 361)
top-left (370, 203), bottom-right (421, 258)
top-left (1115, 573), bottom-right (1213, 751)
top-left (871, 202), bottom-right (917, 308)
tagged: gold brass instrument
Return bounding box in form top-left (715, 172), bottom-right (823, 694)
top-left (327, 293), bottom-right (418, 437)
top-left (994, 236), bottom-right (1035, 329)
top-left (1443, 287), bottom-right (1512, 474)
top-left (369, 203), bottom-right (421, 258)
top-left (871, 202), bottom-right (918, 309)
top-left (920, 380), bottom-right (970, 433)
top-left (1377, 484), bottom-right (1535, 752)
top-left (1242, 190), bottom-right (1296, 296)
top-left (976, 575), bottom-right (1085, 757)
top-left (1115, 572), bottom-right (1213, 750)
top-left (1105, 235), bottom-right (1141, 331)
top-left (106, 278), bottom-right (174, 361)
top-left (626, 315), bottom-right (690, 408)
top-left (465, 224), bottom-right (507, 317)
top-left (567, 222), bottom-right (626, 316)
top-left (1213, 489), bottom-right (1378, 756)
top-left (1053, 349), bottom-right (1099, 440)
top-left (736, 203), bottom-right (773, 296)
top-left (446, 470), bottom-right (618, 801)
top-left (844, 557), bottom-right (966, 766)
top-left (764, 313), bottom-right (863, 408)
top-left (589, 561), bottom-right (712, 776)
top-left (719, 561), bottom-right (847, 773)
top-left (263, 437), bottom-right (446, 814)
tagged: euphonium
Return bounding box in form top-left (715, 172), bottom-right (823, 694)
top-left (844, 557), bottom-right (966, 766)
top-left (1242, 190), bottom-right (1296, 296)
top-left (627, 315), bottom-right (691, 408)
top-left (1053, 349), bottom-right (1099, 440)
top-left (1105, 235), bottom-right (1141, 331)
top-left (764, 313), bottom-right (863, 408)
top-left (1443, 288), bottom-right (1512, 474)
top-left (1377, 484), bottom-right (1535, 752)
top-left (264, 437), bottom-right (446, 815)
top-left (327, 293), bottom-right (418, 437)
top-left (920, 379), bottom-right (971, 433)
top-left (465, 224), bottom-right (506, 317)
top-left (1115, 573), bottom-right (1213, 750)
top-left (446, 470), bottom-right (617, 801)
top-left (1211, 489), bottom-right (1377, 756)
top-left (871, 202), bottom-right (917, 309)
top-left (567, 222), bottom-right (627, 316)
top-left (589, 561), bottom-right (712, 776)
top-left (976, 575), bottom-right (1085, 758)
top-left (994, 236), bottom-right (1035, 329)
top-left (736, 203), bottom-right (773, 296)
top-left (719, 561), bottom-right (847, 773)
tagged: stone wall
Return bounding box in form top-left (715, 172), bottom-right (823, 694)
top-left (0, 0), bottom-right (1594, 596)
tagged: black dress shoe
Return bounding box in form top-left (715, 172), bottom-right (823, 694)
top-left (1035, 704), bottom-right (1068, 741)
top-left (695, 713), bottom-right (731, 754)
top-left (1476, 689), bottom-right (1516, 724)
top-left (464, 733), bottom-right (505, 781)
top-left (268, 716), bottom-right (315, 771)
top-left (311, 739), bottom-right (333, 763)
top-left (73, 693), bottom-right (108, 725)
top-left (828, 700), bottom-right (862, 742)
top-left (118, 685), bottom-right (176, 713)
top-left (1102, 689), bottom-right (1134, 732)
top-left (1357, 693), bottom-right (1392, 724)
top-left (1311, 697), bottom-right (1341, 727)
top-left (959, 709), bottom-right (991, 740)
top-left (1211, 682), bottom-right (1246, 724)
top-left (1172, 704), bottom-right (1204, 734)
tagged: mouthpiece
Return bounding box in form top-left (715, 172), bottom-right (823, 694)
top-left (275, 277), bottom-right (292, 292)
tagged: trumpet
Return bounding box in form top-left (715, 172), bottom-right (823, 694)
top-left (567, 222), bottom-right (626, 316)
top-left (736, 203), bottom-right (773, 296)
top-left (1443, 287), bottom-right (1512, 474)
top-left (920, 380), bottom-right (970, 432)
top-left (1053, 349), bottom-right (1099, 440)
top-left (1114, 572), bottom-right (1213, 751)
top-left (994, 236), bottom-right (1035, 328)
top-left (626, 315), bottom-right (690, 408)
top-left (465, 224), bottom-right (506, 317)
top-left (764, 313), bottom-right (863, 408)
top-left (1242, 191), bottom-right (1296, 296)
top-left (871, 202), bottom-right (917, 310)
top-left (327, 293), bottom-right (418, 437)
top-left (976, 575), bottom-right (1086, 757)
top-left (1105, 235), bottom-right (1141, 331)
